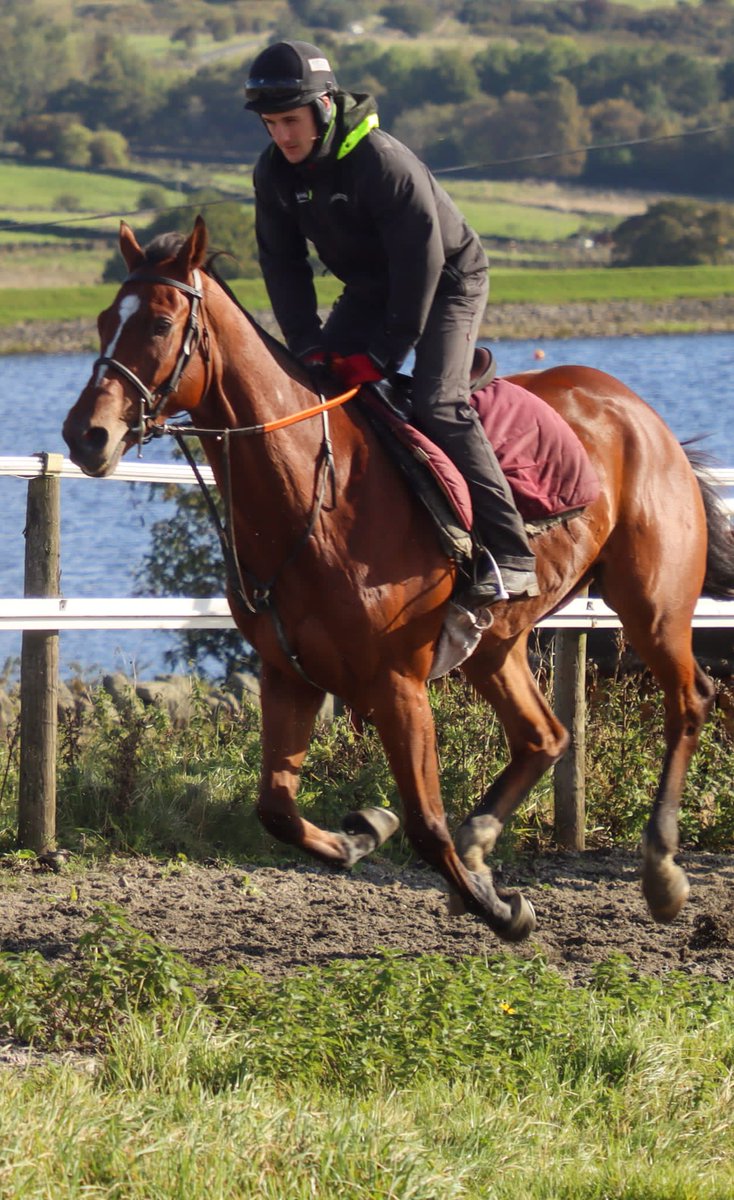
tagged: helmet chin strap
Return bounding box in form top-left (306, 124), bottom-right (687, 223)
top-left (307, 94), bottom-right (337, 161)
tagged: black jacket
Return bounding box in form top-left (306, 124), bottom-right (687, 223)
top-left (252, 91), bottom-right (488, 368)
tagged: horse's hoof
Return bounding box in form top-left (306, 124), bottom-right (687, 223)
top-left (466, 871), bottom-right (537, 942)
top-left (496, 892), bottom-right (537, 943)
top-left (342, 806), bottom-right (400, 847)
top-left (641, 859), bottom-right (690, 923)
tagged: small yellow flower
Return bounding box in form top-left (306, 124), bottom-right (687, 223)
top-left (501, 1002), bottom-right (516, 1014)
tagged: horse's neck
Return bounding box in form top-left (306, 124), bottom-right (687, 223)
top-left (207, 286), bottom-right (310, 428)
top-left (200, 286), bottom-right (332, 540)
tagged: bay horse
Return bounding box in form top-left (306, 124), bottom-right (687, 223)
top-left (63, 216), bottom-right (734, 943)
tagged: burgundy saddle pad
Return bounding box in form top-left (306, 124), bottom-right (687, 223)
top-left (366, 376), bottom-right (600, 531)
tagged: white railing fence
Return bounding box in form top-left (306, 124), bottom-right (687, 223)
top-left (5, 454), bottom-right (734, 855)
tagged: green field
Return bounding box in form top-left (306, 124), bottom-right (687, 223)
top-left (0, 158), bottom-right (730, 323)
top-left (1, 263), bottom-right (731, 329)
top-left (0, 160), bottom-right (636, 279)
top-left (0, 161), bottom-right (183, 216)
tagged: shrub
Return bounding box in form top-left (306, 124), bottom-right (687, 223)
top-left (613, 199), bottom-right (734, 266)
top-left (56, 122), bottom-right (92, 168)
top-left (88, 129), bottom-right (129, 169)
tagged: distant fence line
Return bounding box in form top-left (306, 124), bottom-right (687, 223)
top-left (4, 453), bottom-right (734, 857)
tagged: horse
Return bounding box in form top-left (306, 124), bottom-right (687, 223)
top-left (63, 216), bottom-right (734, 943)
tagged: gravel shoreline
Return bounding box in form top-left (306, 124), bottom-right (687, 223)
top-left (2, 296), bottom-right (733, 356)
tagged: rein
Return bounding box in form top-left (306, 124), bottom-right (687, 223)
top-left (101, 263), bottom-right (358, 688)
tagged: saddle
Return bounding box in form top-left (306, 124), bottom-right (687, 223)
top-left (359, 349), bottom-right (600, 570)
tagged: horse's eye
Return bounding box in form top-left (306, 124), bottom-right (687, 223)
top-left (153, 317), bottom-right (173, 337)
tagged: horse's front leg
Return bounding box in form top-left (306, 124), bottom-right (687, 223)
top-left (371, 673), bottom-right (536, 943)
top-left (257, 663), bottom-right (399, 866)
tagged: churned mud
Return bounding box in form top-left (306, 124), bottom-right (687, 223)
top-left (1, 848), bottom-right (734, 986)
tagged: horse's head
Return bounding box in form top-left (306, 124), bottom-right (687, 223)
top-left (63, 216), bottom-right (211, 476)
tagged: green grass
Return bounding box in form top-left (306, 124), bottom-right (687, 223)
top-left (1, 264), bottom-right (731, 327)
top-left (491, 263), bottom-right (734, 303)
top-left (0, 284), bottom-right (119, 324)
top-left (0, 921), bottom-right (733, 1198)
top-left (0, 672), bottom-right (727, 867)
top-left (455, 199), bottom-right (608, 241)
top-left (0, 162), bottom-right (181, 214)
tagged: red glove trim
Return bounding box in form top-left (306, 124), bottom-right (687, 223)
top-left (331, 352), bottom-right (383, 389)
top-left (301, 349), bottom-right (328, 368)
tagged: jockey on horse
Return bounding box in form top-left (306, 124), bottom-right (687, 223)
top-left (244, 38), bottom-right (539, 610)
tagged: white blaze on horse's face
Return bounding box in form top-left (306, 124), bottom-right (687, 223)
top-left (95, 294), bottom-right (140, 386)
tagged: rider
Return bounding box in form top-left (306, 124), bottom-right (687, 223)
top-left (243, 39), bottom-right (538, 608)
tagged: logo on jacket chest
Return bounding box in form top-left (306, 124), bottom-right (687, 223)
top-left (293, 189), bottom-right (350, 207)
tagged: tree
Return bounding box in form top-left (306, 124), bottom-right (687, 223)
top-left (102, 192), bottom-right (258, 282)
top-left (612, 199), bottom-right (734, 266)
top-left (392, 103), bottom-right (466, 169)
top-left (56, 122), bottom-right (93, 168)
top-left (467, 79), bottom-right (590, 179)
top-left (584, 97), bottom-right (646, 183)
top-left (50, 34), bottom-right (160, 137)
top-left (381, 1), bottom-right (440, 36)
top-left (411, 50), bottom-right (479, 107)
top-left (155, 61), bottom-right (269, 157)
top-left (0, 0), bottom-right (71, 140)
top-left (474, 37), bottom-right (585, 99)
top-left (137, 467), bottom-right (256, 678)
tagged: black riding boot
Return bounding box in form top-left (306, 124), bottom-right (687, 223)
top-left (418, 398), bottom-right (538, 603)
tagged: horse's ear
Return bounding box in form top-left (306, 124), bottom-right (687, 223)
top-left (119, 221), bottom-right (144, 271)
top-left (175, 214), bottom-right (208, 274)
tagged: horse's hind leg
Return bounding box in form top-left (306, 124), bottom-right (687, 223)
top-left (453, 635), bottom-right (570, 882)
top-left (641, 650), bottom-right (714, 921)
top-left (600, 574), bottom-right (715, 923)
top-left (256, 663), bottom-right (399, 867)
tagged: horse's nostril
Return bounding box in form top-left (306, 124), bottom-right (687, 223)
top-left (83, 426), bottom-right (109, 452)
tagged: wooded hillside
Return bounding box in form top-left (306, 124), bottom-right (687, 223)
top-left (3, 0), bottom-right (734, 194)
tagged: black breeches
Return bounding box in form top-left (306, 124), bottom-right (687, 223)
top-left (321, 277), bottom-right (533, 566)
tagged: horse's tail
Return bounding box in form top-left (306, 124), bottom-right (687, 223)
top-left (685, 446), bottom-right (734, 599)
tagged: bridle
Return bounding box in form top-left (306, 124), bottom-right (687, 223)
top-left (93, 262), bottom-right (359, 688)
top-left (92, 268), bottom-right (206, 455)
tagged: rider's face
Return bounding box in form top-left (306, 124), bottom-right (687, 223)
top-left (261, 103), bottom-right (324, 164)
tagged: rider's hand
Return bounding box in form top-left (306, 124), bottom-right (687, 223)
top-left (299, 347), bottom-right (333, 391)
top-left (300, 348), bottom-right (329, 370)
top-left (330, 352), bottom-right (384, 389)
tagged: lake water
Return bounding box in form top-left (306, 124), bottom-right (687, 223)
top-left (0, 331), bottom-right (732, 680)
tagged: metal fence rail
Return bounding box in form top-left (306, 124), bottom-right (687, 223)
top-left (4, 453), bottom-right (733, 857)
top-left (0, 594), bottom-right (732, 631)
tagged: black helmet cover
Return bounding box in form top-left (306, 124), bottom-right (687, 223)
top-left (244, 41), bottom-right (338, 114)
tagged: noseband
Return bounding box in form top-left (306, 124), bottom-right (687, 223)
top-left (92, 269), bottom-right (205, 454)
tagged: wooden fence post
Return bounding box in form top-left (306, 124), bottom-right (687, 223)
top-left (553, 628), bottom-right (587, 851)
top-left (18, 454), bottom-right (61, 852)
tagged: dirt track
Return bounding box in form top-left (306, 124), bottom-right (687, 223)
top-left (2, 847), bottom-right (734, 987)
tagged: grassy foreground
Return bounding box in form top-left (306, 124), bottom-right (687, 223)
top-left (1, 263), bottom-right (733, 329)
top-left (0, 920), bottom-right (733, 1199)
top-left (0, 677), bottom-right (730, 1196)
top-left (1, 902), bottom-right (734, 1195)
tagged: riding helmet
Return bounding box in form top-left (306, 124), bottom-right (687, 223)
top-left (244, 40), bottom-right (338, 125)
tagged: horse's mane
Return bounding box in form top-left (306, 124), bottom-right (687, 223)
top-left (142, 232), bottom-right (312, 386)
